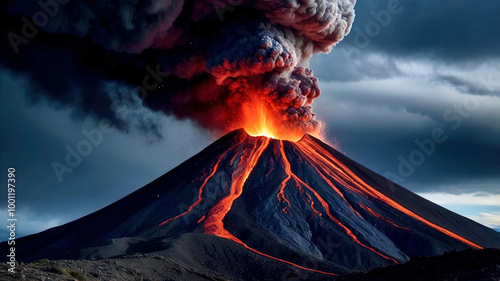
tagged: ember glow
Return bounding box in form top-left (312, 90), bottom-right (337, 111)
top-left (241, 96), bottom-right (280, 140)
top-left (240, 95), bottom-right (319, 141)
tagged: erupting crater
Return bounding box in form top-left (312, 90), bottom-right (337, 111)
top-left (238, 95), bottom-right (322, 142)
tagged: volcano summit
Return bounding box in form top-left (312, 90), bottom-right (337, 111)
top-left (3, 129), bottom-right (500, 279)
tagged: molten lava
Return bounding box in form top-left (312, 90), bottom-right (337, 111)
top-left (159, 155), bottom-right (224, 226)
top-left (14, 125), bottom-right (499, 279)
top-left (241, 98), bottom-right (279, 139)
top-left (239, 96), bottom-right (318, 142)
top-left (199, 137), bottom-right (338, 276)
top-left (158, 130), bottom-right (484, 276)
top-left (295, 137), bottom-right (483, 250)
top-left (202, 137), bottom-right (270, 236)
top-left (278, 141), bottom-right (400, 264)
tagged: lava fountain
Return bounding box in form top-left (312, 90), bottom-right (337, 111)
top-left (239, 93), bottom-right (323, 142)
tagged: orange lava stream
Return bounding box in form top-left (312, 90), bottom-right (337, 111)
top-left (290, 144), bottom-right (363, 218)
top-left (277, 142), bottom-right (293, 213)
top-left (159, 155), bottom-right (223, 226)
top-left (296, 138), bottom-right (483, 250)
top-left (275, 143), bottom-right (321, 218)
top-left (279, 142), bottom-right (399, 264)
top-left (201, 138), bottom-right (337, 276)
top-left (305, 193), bottom-right (323, 219)
top-left (358, 203), bottom-right (410, 231)
top-left (203, 138), bottom-right (270, 235)
top-left (219, 232), bottom-right (338, 276)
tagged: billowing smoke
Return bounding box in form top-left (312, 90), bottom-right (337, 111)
top-left (1, 0), bottom-right (356, 138)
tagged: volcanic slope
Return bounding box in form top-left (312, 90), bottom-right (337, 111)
top-left (4, 129), bottom-right (500, 277)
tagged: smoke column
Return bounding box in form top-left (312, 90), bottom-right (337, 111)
top-left (2, 0), bottom-right (356, 140)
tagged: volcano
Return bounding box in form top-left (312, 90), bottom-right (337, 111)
top-left (5, 129), bottom-right (500, 278)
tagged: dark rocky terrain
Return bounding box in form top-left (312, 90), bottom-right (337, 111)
top-left (338, 248), bottom-right (500, 281)
top-left (1, 248), bottom-right (499, 281)
top-left (2, 129), bottom-right (500, 279)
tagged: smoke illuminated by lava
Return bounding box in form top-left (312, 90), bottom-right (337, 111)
top-left (239, 86), bottom-right (324, 141)
top-left (4, 0), bottom-right (356, 140)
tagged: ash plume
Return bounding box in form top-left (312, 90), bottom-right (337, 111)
top-left (1, 0), bottom-right (356, 137)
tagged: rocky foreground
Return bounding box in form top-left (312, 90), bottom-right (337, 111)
top-left (1, 248), bottom-right (499, 281)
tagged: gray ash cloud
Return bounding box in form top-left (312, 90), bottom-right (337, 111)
top-left (1, 0), bottom-right (356, 137)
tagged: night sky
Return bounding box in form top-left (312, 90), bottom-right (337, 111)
top-left (1, 0), bottom-right (499, 239)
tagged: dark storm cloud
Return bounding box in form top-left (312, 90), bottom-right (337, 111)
top-left (305, 0), bottom-right (500, 196)
top-left (310, 1), bottom-right (500, 83)
top-left (317, 80), bottom-right (500, 194)
top-left (435, 74), bottom-right (500, 97)
top-left (0, 3), bottom-right (164, 139)
top-left (344, 0), bottom-right (500, 61)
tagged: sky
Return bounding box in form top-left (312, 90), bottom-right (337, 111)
top-left (1, 0), bottom-right (499, 239)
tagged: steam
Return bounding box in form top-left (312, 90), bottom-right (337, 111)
top-left (2, 0), bottom-right (356, 137)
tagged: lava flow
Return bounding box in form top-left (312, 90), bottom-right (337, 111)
top-left (156, 99), bottom-right (484, 275)
top-left (294, 137), bottom-right (483, 250)
top-left (277, 141), bottom-right (399, 264)
top-left (200, 136), bottom-right (337, 276)
top-left (9, 124), bottom-right (499, 274)
top-left (202, 137), bottom-right (271, 236)
top-left (159, 155), bottom-right (224, 226)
